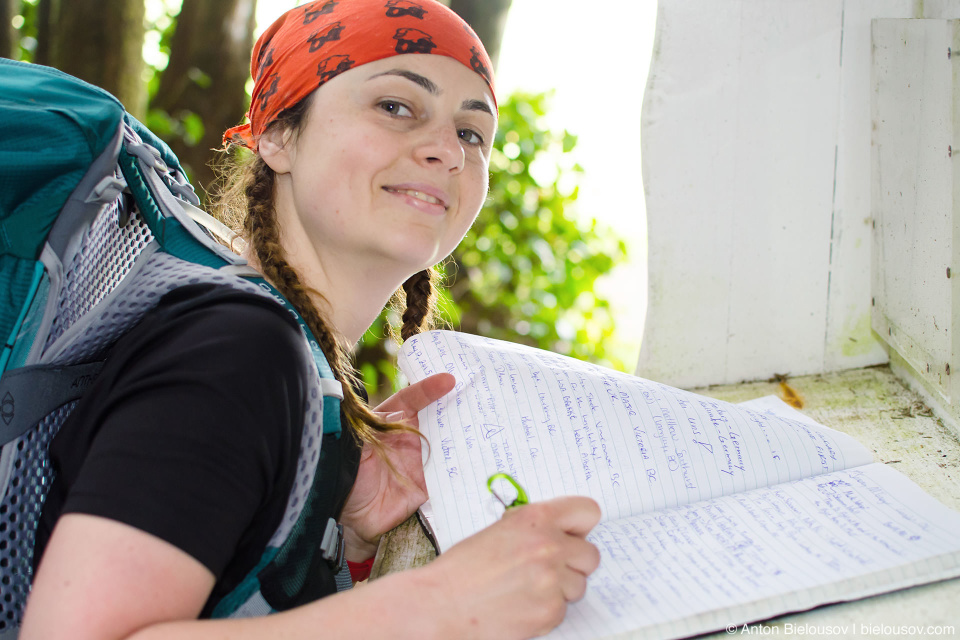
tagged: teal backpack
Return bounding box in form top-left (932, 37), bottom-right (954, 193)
top-left (0, 58), bottom-right (352, 635)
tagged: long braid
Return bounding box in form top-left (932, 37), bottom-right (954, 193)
top-left (242, 158), bottom-right (346, 382)
top-left (400, 269), bottom-right (436, 341)
top-left (235, 154), bottom-right (412, 457)
top-left (213, 103), bottom-right (429, 463)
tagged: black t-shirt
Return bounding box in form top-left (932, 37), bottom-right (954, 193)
top-left (35, 284), bottom-right (317, 614)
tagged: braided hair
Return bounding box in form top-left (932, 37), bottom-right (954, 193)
top-left (213, 96), bottom-right (439, 452)
top-left (401, 269), bottom-right (436, 342)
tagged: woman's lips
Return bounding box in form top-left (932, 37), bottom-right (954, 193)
top-left (383, 184), bottom-right (450, 215)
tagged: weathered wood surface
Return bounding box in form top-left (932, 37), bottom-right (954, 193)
top-left (370, 365), bottom-right (960, 636)
top-left (369, 513), bottom-right (435, 580)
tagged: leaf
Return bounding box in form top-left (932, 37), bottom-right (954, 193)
top-left (187, 66), bottom-right (212, 89)
top-left (180, 111), bottom-right (205, 146)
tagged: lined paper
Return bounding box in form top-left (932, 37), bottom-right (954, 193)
top-left (550, 463), bottom-right (960, 639)
top-left (398, 332), bottom-right (960, 639)
top-left (399, 331), bottom-right (873, 552)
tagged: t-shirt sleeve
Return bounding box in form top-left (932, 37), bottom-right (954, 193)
top-left (54, 287), bottom-right (310, 578)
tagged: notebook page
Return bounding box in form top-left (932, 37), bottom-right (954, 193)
top-left (399, 331), bottom-right (873, 552)
top-left (737, 395), bottom-right (826, 427)
top-left (549, 463), bottom-right (960, 640)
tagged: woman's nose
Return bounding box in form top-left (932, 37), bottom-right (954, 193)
top-left (415, 125), bottom-right (465, 173)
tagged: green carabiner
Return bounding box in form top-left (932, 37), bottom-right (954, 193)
top-left (487, 473), bottom-right (529, 509)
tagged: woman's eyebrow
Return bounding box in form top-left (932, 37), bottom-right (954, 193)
top-left (368, 69), bottom-right (494, 116)
top-left (461, 98), bottom-right (494, 116)
top-left (368, 69), bottom-right (438, 94)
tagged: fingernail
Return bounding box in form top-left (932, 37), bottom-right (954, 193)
top-left (380, 411), bottom-right (405, 423)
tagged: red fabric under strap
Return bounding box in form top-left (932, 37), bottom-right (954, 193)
top-left (347, 556), bottom-right (375, 582)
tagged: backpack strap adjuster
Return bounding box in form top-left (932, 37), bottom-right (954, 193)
top-left (319, 518), bottom-right (346, 574)
top-left (84, 175), bottom-right (127, 205)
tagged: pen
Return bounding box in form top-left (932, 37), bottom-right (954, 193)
top-left (487, 472), bottom-right (529, 510)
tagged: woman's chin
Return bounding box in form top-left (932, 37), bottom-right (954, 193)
top-left (376, 237), bottom-right (447, 275)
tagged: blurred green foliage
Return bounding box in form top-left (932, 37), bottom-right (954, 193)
top-left (142, 2), bottom-right (207, 148)
top-left (357, 91), bottom-right (628, 402)
top-left (10, 0), bottom-right (38, 61)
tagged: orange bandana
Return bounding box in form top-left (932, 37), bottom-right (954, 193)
top-left (223, 0), bottom-right (496, 150)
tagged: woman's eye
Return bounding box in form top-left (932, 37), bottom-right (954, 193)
top-left (378, 100), bottom-right (413, 117)
top-left (459, 128), bottom-right (484, 146)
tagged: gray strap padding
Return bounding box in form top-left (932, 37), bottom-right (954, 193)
top-left (0, 361), bottom-right (104, 446)
top-left (46, 125), bottom-right (125, 263)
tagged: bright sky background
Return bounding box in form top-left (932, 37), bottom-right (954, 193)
top-left (250, 0), bottom-right (657, 369)
top-left (495, 1), bottom-right (656, 368)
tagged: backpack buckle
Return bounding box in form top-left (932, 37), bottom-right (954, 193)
top-left (320, 518), bottom-right (345, 574)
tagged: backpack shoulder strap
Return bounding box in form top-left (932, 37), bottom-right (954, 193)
top-left (239, 275), bottom-right (344, 435)
top-left (0, 362), bottom-right (103, 446)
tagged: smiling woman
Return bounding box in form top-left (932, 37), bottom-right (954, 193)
top-left (258, 55), bottom-right (498, 335)
top-left (19, 1), bottom-right (601, 639)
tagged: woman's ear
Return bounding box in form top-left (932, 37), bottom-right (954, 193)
top-left (258, 125), bottom-right (294, 174)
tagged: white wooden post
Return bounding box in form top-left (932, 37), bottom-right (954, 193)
top-left (872, 18), bottom-right (960, 436)
top-left (637, 1), bottom-right (960, 390)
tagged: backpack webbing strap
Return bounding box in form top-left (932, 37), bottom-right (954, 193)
top-left (0, 362), bottom-right (103, 446)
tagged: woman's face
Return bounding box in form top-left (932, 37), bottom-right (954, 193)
top-left (264, 53), bottom-right (497, 280)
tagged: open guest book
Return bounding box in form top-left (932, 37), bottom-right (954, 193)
top-left (397, 331), bottom-right (960, 640)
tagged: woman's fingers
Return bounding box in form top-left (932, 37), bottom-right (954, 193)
top-left (563, 526), bottom-right (602, 574)
top-left (373, 372), bottom-right (456, 422)
top-left (502, 496), bottom-right (601, 545)
top-left (429, 495), bottom-right (602, 637)
top-left (549, 495), bottom-right (603, 537)
top-left (558, 533), bottom-right (601, 602)
top-left (558, 563), bottom-right (590, 603)
top-left (491, 497), bottom-right (601, 608)
top-left (503, 497), bottom-right (601, 603)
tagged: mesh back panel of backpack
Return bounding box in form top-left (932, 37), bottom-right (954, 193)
top-left (0, 401), bottom-right (77, 632)
top-left (0, 192), bottom-right (154, 631)
top-left (45, 193), bottom-right (155, 349)
top-left (0, 181), bottom-right (330, 626)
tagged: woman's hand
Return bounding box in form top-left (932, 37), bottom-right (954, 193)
top-left (422, 496), bottom-right (602, 639)
top-left (339, 372), bottom-right (455, 560)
